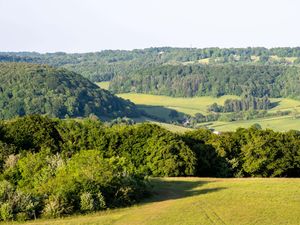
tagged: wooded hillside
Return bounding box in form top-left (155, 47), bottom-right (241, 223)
top-left (0, 63), bottom-right (138, 119)
top-left (109, 64), bottom-right (300, 98)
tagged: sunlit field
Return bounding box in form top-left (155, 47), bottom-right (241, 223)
top-left (12, 177), bottom-right (300, 225)
top-left (199, 115), bottom-right (300, 132)
top-left (96, 82), bottom-right (300, 132)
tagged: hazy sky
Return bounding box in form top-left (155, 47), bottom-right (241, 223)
top-left (0, 0), bottom-right (299, 52)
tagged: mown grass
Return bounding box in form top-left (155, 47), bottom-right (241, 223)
top-left (11, 177), bottom-right (300, 225)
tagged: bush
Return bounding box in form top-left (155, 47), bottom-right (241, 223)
top-left (15, 212), bottom-right (29, 222)
top-left (80, 192), bottom-right (95, 212)
top-left (0, 181), bottom-right (40, 221)
top-left (43, 194), bottom-right (72, 218)
top-left (0, 181), bottom-right (14, 202)
top-left (0, 202), bottom-right (13, 221)
top-left (95, 192), bottom-right (106, 210)
top-left (80, 191), bottom-right (106, 212)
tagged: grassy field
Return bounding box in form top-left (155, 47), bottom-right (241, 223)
top-left (96, 82), bottom-right (300, 131)
top-left (12, 177), bottom-right (300, 225)
top-left (96, 82), bottom-right (300, 116)
top-left (200, 115), bottom-right (300, 132)
top-left (117, 93), bottom-right (300, 116)
top-left (117, 93), bottom-right (300, 131)
top-left (118, 93), bottom-right (239, 116)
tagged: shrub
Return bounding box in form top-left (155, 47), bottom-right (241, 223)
top-left (43, 194), bottom-right (72, 218)
top-left (80, 192), bottom-right (95, 212)
top-left (0, 202), bottom-right (13, 221)
top-left (0, 180), bottom-right (14, 202)
top-left (15, 212), bottom-right (29, 222)
top-left (95, 192), bottom-right (106, 210)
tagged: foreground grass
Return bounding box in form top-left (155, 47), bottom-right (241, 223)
top-left (10, 177), bottom-right (300, 225)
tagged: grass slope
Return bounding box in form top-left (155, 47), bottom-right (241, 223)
top-left (13, 177), bottom-right (300, 225)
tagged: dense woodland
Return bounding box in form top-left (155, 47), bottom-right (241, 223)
top-left (1, 47), bottom-right (300, 82)
top-left (0, 63), bottom-right (138, 119)
top-left (0, 115), bottom-right (299, 221)
top-left (109, 64), bottom-right (300, 98)
top-left (2, 48), bottom-right (300, 100)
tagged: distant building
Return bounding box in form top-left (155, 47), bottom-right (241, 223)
top-left (213, 131), bottom-right (222, 135)
top-left (183, 119), bottom-right (190, 126)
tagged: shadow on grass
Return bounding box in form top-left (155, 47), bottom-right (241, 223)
top-left (270, 100), bottom-right (280, 109)
top-left (137, 104), bottom-right (187, 123)
top-left (143, 178), bottom-right (226, 204)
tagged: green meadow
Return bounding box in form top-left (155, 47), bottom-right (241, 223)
top-left (12, 177), bottom-right (300, 225)
top-left (200, 115), bottom-right (300, 132)
top-left (96, 82), bottom-right (300, 131)
top-left (117, 93), bottom-right (239, 116)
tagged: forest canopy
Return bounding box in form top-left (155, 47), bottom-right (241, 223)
top-left (0, 63), bottom-right (139, 119)
top-left (109, 64), bottom-right (300, 98)
top-left (1, 47), bottom-right (300, 82)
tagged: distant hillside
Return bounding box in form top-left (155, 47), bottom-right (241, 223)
top-left (1, 47), bottom-right (300, 82)
top-left (0, 63), bottom-right (139, 119)
top-left (109, 64), bottom-right (300, 98)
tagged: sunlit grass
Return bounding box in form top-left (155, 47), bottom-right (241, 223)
top-left (96, 82), bottom-right (300, 131)
top-left (118, 93), bottom-right (239, 116)
top-left (202, 115), bottom-right (300, 132)
top-left (95, 81), bottom-right (110, 90)
top-left (12, 177), bottom-right (300, 225)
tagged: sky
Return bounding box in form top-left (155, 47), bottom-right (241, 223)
top-left (0, 0), bottom-right (299, 53)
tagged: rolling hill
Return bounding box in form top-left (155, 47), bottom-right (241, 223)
top-left (0, 63), bottom-right (139, 119)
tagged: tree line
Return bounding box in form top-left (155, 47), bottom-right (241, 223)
top-left (208, 96), bottom-right (271, 113)
top-left (0, 115), bottom-right (299, 221)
